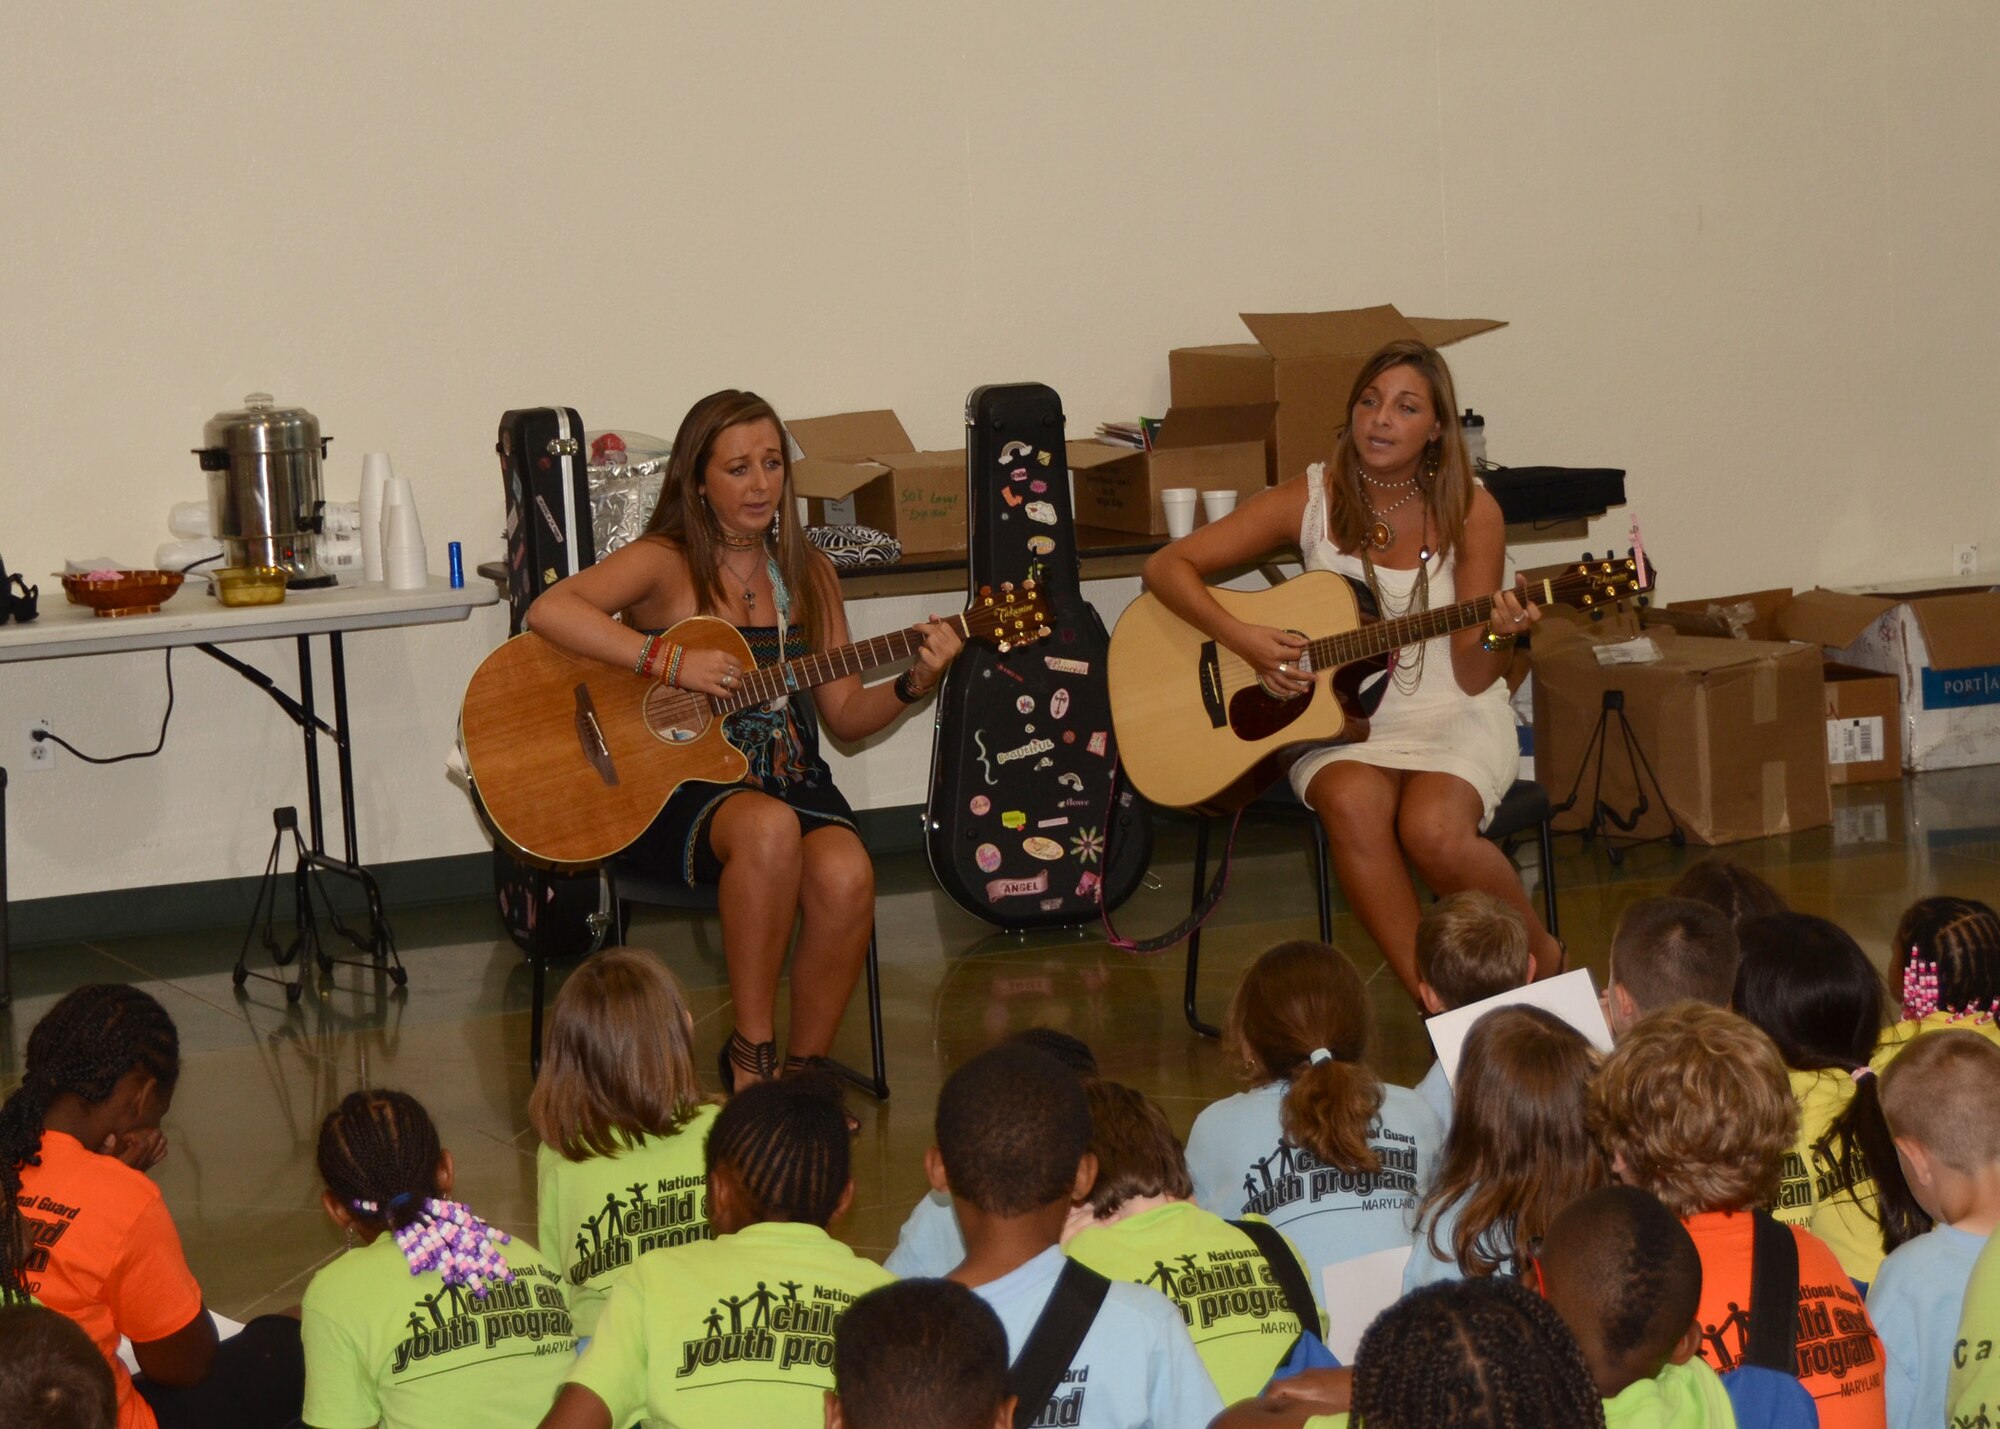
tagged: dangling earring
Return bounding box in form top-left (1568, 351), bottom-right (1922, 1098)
top-left (343, 1226), bottom-right (357, 1250)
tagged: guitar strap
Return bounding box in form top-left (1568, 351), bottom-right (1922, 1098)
top-left (1100, 790), bottom-right (1245, 954)
top-left (766, 554), bottom-right (795, 703)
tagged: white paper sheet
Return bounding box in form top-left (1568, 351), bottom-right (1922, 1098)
top-left (1425, 967), bottom-right (1614, 1086)
top-left (1319, 1244), bottom-right (1414, 1362)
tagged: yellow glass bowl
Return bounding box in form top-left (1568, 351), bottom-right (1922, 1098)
top-left (214, 566), bottom-right (290, 607)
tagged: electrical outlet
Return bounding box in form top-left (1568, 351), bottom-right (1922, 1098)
top-left (1957, 544), bottom-right (1980, 577)
top-left (24, 717), bottom-right (54, 770)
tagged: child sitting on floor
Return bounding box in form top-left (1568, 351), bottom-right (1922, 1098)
top-left (826, 1279), bottom-right (1013, 1429)
top-left (1868, 1030), bottom-right (2000, 1429)
top-left (1733, 911), bottom-right (1925, 1287)
top-left (1062, 1079), bottom-right (1323, 1404)
top-left (540, 1079), bottom-right (892, 1429)
top-left (1602, 897), bottom-right (1741, 1038)
top-left (1591, 1002), bottom-right (1887, 1429)
top-left (1668, 857), bottom-right (1786, 926)
top-left (1411, 891), bottom-right (1533, 1129)
top-left (1403, 1005), bottom-right (1607, 1291)
top-left (1878, 896), bottom-right (2000, 1067)
top-left (1185, 941), bottom-right (1443, 1301)
top-left (1538, 1186), bottom-right (1737, 1428)
top-left (303, 1089), bottom-right (576, 1429)
top-left (529, 946), bottom-right (718, 1340)
top-left (0, 1301), bottom-right (118, 1429)
top-left (935, 1044), bottom-right (1220, 1429)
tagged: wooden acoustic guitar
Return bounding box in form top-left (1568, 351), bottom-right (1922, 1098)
top-left (462, 581), bottom-right (1051, 866)
top-left (1107, 556), bottom-right (1652, 814)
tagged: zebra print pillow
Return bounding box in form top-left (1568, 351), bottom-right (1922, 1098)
top-left (805, 524), bottom-right (903, 568)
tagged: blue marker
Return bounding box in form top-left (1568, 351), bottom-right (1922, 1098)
top-left (448, 541), bottom-right (464, 589)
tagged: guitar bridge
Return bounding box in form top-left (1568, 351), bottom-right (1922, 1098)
top-left (1197, 641), bottom-right (1227, 730)
top-left (573, 685), bottom-right (620, 787)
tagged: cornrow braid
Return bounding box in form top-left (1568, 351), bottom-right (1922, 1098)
top-left (1351, 1277), bottom-right (1605, 1429)
top-left (0, 986), bottom-right (179, 1305)
top-left (1895, 897), bottom-right (2000, 1015)
top-left (316, 1090), bottom-right (514, 1295)
top-left (706, 1077), bottom-right (849, 1227)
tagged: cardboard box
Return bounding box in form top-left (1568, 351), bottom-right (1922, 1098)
top-left (1662, 588), bottom-right (1796, 643)
top-left (1822, 662), bottom-right (1901, 785)
top-left (1778, 587), bottom-right (2000, 772)
top-left (1530, 621), bottom-right (1831, 846)
top-left (1065, 403), bottom-right (1274, 535)
top-left (787, 409), bottom-right (966, 555)
top-left (1168, 305), bottom-right (1506, 482)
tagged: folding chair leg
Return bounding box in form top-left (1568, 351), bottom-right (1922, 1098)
top-left (1185, 818), bottom-right (1221, 1038)
top-left (1536, 818), bottom-right (1560, 940)
top-left (827, 930), bottom-right (890, 1102)
top-left (529, 951), bottom-right (547, 1075)
top-left (1312, 822), bottom-right (1334, 944)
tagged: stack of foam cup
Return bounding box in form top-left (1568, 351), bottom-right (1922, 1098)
top-left (360, 452), bottom-right (393, 582)
top-left (382, 477), bottom-right (429, 590)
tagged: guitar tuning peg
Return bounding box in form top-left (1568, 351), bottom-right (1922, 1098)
top-left (1581, 551), bottom-right (1594, 562)
top-left (997, 639), bottom-right (1012, 653)
top-left (1038, 625), bottom-right (1051, 637)
top-left (1001, 580), bottom-right (1015, 592)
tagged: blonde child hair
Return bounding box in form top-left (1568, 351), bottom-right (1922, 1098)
top-left (1416, 891), bottom-right (1531, 1012)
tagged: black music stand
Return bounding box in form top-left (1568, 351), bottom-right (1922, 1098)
top-left (233, 805), bottom-right (406, 1002)
top-left (1548, 689), bottom-right (1686, 866)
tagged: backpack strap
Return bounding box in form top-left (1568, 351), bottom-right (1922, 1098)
top-left (1744, 1209), bottom-right (1800, 1374)
top-left (1228, 1217), bottom-right (1320, 1337)
top-left (1009, 1260), bottom-right (1113, 1429)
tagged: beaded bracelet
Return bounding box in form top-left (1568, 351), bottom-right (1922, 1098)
top-left (633, 633), bottom-right (660, 676)
top-left (1480, 627), bottom-right (1518, 653)
top-left (894, 669), bottom-right (931, 704)
top-left (664, 643), bottom-right (686, 688)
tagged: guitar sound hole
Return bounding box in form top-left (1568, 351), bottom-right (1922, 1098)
top-left (644, 688), bottom-right (711, 745)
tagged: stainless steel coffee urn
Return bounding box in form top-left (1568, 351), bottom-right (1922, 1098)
top-left (195, 393), bottom-right (335, 587)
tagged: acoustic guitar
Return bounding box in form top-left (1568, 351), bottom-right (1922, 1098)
top-left (1107, 556), bottom-right (1652, 814)
top-left (462, 582), bottom-right (1050, 866)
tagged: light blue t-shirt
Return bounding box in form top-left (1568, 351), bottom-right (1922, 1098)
top-left (884, 1190), bottom-right (964, 1279)
top-left (973, 1245), bottom-right (1222, 1429)
top-left (1186, 1080), bottom-right (1443, 1307)
top-left (1867, 1222), bottom-right (1989, 1429)
top-left (1414, 1061), bottom-right (1453, 1135)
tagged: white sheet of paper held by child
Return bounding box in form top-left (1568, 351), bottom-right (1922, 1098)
top-left (1427, 968), bottom-right (1614, 1085)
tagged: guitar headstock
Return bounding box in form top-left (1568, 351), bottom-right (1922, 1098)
top-left (963, 578), bottom-right (1052, 652)
top-left (1534, 551), bottom-right (1659, 614)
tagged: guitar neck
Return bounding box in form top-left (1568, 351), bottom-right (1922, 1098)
top-left (1306, 589), bottom-right (1503, 670)
top-left (714, 625), bottom-right (932, 713)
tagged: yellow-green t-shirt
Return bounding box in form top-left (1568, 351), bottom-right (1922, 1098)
top-left (535, 1103), bottom-right (719, 1336)
top-left (1770, 1066), bottom-right (1885, 1284)
top-left (568, 1220), bottom-right (895, 1428)
top-left (301, 1233), bottom-right (576, 1429)
top-left (1065, 1201), bottom-right (1324, 1405)
top-left (1873, 1012), bottom-right (2000, 1072)
top-left (1603, 1358), bottom-right (1738, 1429)
top-left (1951, 1229), bottom-right (2000, 1428)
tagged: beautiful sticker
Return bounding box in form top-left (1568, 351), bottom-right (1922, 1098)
top-left (969, 795), bottom-right (991, 816)
top-left (997, 737), bottom-right (1054, 765)
top-left (1049, 689), bottom-right (1070, 719)
top-left (986, 870), bottom-right (1049, 900)
top-left (1001, 810), bottom-right (1027, 830)
top-left (1023, 837), bottom-right (1065, 862)
top-left (1045, 656), bottom-right (1089, 675)
top-left (1027, 535), bottom-right (1055, 555)
top-left (974, 843), bottom-right (1002, 872)
top-left (1087, 731), bottom-right (1108, 757)
top-left (1025, 500), bottom-right (1057, 525)
top-left (1016, 695), bottom-right (1035, 714)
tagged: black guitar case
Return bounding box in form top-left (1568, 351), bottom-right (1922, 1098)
top-left (926, 384), bottom-right (1152, 928)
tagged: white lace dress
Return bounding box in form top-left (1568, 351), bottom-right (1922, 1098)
top-left (1284, 464), bottom-right (1519, 827)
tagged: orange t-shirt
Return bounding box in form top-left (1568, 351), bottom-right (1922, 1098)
top-left (1683, 1209), bottom-right (1886, 1429)
top-left (16, 1129), bottom-right (206, 1429)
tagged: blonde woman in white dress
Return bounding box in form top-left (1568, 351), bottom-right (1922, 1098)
top-left (1142, 339), bottom-right (1561, 999)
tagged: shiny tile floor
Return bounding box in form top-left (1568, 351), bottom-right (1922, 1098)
top-left (4, 765), bottom-right (1994, 1319)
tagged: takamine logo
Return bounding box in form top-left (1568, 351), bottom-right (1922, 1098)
top-left (1921, 664), bottom-right (2000, 711)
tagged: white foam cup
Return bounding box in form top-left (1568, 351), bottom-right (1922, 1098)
top-left (1161, 487), bottom-right (1199, 539)
top-left (1201, 489), bottom-right (1238, 522)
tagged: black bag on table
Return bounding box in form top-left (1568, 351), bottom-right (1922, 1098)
top-left (925, 383), bottom-right (1151, 928)
top-left (489, 406), bottom-right (603, 960)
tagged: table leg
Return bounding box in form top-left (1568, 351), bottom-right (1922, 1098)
top-left (1, 766), bottom-right (11, 1008)
top-left (296, 635), bottom-right (327, 856)
top-left (329, 633), bottom-right (360, 868)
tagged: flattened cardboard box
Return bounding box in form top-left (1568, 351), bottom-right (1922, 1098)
top-left (788, 409), bottom-right (967, 556)
top-left (1169, 305), bottom-right (1505, 482)
top-left (1531, 622), bottom-right (1830, 846)
top-left (1065, 403), bottom-right (1274, 535)
top-left (1778, 586), bottom-right (2000, 771)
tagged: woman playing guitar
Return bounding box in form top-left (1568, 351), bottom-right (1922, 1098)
top-left (1142, 341), bottom-right (1560, 998)
top-left (526, 389), bottom-right (963, 1090)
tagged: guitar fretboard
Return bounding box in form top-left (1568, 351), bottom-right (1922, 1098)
top-left (1307, 585), bottom-right (1531, 670)
top-left (716, 627), bottom-right (928, 713)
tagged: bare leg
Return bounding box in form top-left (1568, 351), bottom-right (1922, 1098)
top-left (785, 825), bottom-right (874, 1059)
top-left (1396, 771), bottom-right (1563, 980)
top-left (707, 793), bottom-right (805, 1073)
top-left (1303, 761), bottom-right (1428, 998)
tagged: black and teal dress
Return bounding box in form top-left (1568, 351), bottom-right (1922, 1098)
top-left (623, 623), bottom-right (858, 885)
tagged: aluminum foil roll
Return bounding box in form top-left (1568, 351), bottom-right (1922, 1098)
top-left (587, 430), bottom-right (672, 559)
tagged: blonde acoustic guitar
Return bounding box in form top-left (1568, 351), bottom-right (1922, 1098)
top-left (462, 581), bottom-right (1049, 866)
top-left (1108, 557), bottom-right (1650, 815)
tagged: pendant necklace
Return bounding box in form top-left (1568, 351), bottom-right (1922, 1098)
top-left (1361, 480), bottom-right (1423, 551)
top-left (720, 544), bottom-right (765, 616)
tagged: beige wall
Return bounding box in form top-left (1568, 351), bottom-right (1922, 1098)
top-left (4, 1), bottom-right (1995, 902)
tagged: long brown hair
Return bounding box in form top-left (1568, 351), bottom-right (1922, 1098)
top-left (1322, 339), bottom-right (1476, 563)
top-left (1416, 1007), bottom-right (1607, 1278)
top-left (643, 388), bottom-right (830, 648)
top-left (1225, 940), bottom-right (1383, 1174)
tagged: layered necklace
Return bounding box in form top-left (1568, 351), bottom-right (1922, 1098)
top-left (716, 527), bottom-right (767, 615)
top-left (1355, 465), bottom-right (1433, 696)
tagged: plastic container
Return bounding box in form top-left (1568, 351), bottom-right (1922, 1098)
top-left (214, 565), bottom-right (289, 607)
top-left (1460, 409), bottom-right (1487, 467)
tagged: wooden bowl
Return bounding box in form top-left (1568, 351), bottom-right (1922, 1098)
top-left (60, 569), bottom-right (186, 618)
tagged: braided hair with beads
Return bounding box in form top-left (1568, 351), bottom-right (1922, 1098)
top-left (705, 1078), bottom-right (849, 1226)
top-left (317, 1090), bottom-right (515, 1296)
top-left (1351, 1276), bottom-right (1606, 1429)
top-left (0, 985), bottom-right (180, 1304)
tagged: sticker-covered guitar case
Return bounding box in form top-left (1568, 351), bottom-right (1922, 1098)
top-left (926, 383), bottom-right (1152, 928)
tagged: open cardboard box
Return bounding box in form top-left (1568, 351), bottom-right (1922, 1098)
top-left (1169, 305), bottom-right (1506, 482)
top-left (1530, 617), bottom-right (1831, 845)
top-left (1065, 403), bottom-right (1274, 535)
top-left (788, 409), bottom-right (967, 556)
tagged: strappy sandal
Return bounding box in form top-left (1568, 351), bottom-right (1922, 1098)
top-left (718, 1029), bottom-right (778, 1095)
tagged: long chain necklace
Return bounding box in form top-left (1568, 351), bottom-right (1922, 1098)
top-left (1357, 498), bottom-right (1434, 697)
top-left (719, 543), bottom-right (767, 615)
